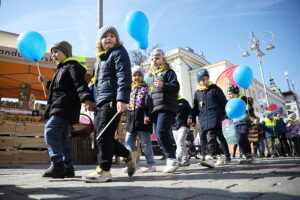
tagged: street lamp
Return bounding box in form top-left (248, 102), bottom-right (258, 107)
top-left (239, 31), bottom-right (276, 108)
top-left (284, 71), bottom-right (291, 91)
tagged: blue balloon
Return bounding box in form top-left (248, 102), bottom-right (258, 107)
top-left (144, 72), bottom-right (151, 84)
top-left (125, 10), bottom-right (149, 50)
top-left (225, 98), bottom-right (246, 119)
top-left (233, 65), bottom-right (253, 89)
top-left (17, 31), bottom-right (46, 62)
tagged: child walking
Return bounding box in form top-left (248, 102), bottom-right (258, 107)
top-left (286, 112), bottom-right (300, 156)
top-left (261, 111), bottom-right (280, 158)
top-left (188, 69), bottom-right (228, 168)
top-left (248, 117), bottom-right (263, 157)
top-left (172, 95), bottom-right (192, 166)
top-left (39, 40), bottom-right (96, 178)
top-left (148, 48), bottom-right (180, 173)
top-left (227, 85), bottom-right (253, 164)
top-left (83, 26), bottom-right (135, 183)
top-left (123, 66), bottom-right (156, 173)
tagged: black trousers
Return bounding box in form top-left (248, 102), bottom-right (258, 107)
top-left (200, 128), bottom-right (217, 157)
top-left (235, 124), bottom-right (251, 156)
top-left (94, 101), bottom-right (130, 171)
top-left (217, 127), bottom-right (230, 157)
top-left (279, 133), bottom-right (291, 155)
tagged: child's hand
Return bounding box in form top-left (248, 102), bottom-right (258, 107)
top-left (144, 116), bottom-right (151, 124)
top-left (38, 75), bottom-right (48, 83)
top-left (84, 100), bottom-right (97, 112)
top-left (117, 101), bottom-right (127, 113)
top-left (187, 119), bottom-right (195, 126)
top-left (154, 80), bottom-right (163, 88)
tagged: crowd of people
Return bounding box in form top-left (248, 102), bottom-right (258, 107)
top-left (38, 25), bottom-right (300, 183)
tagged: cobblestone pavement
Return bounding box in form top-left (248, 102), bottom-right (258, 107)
top-left (0, 157), bottom-right (300, 200)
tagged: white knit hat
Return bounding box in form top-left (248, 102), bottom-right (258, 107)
top-left (131, 65), bottom-right (145, 76)
top-left (288, 112), bottom-right (296, 118)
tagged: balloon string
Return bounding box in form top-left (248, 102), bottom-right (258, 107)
top-left (36, 61), bottom-right (47, 98)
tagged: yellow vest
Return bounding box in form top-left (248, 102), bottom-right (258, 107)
top-left (264, 118), bottom-right (276, 127)
top-left (63, 56), bottom-right (87, 70)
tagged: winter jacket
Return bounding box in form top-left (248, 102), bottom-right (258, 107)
top-left (172, 97), bottom-right (192, 130)
top-left (45, 57), bottom-right (93, 124)
top-left (286, 118), bottom-right (300, 139)
top-left (190, 84), bottom-right (227, 131)
top-left (248, 123), bottom-right (262, 143)
top-left (93, 45), bottom-right (132, 106)
top-left (126, 83), bottom-right (152, 133)
top-left (149, 68), bottom-right (179, 115)
top-left (274, 117), bottom-right (287, 136)
top-left (261, 117), bottom-right (278, 138)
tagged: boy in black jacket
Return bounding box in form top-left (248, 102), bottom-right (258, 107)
top-left (39, 40), bottom-right (96, 178)
top-left (188, 68), bottom-right (228, 168)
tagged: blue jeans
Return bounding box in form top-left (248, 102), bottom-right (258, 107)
top-left (44, 115), bottom-right (73, 167)
top-left (153, 111), bottom-right (176, 159)
top-left (125, 131), bottom-right (155, 165)
top-left (257, 139), bottom-right (265, 156)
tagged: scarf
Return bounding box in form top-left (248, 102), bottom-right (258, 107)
top-left (92, 50), bottom-right (108, 84)
top-left (152, 64), bottom-right (168, 76)
top-left (178, 95), bottom-right (184, 100)
top-left (197, 81), bottom-right (213, 91)
top-left (288, 118), bottom-right (297, 123)
top-left (132, 81), bottom-right (147, 89)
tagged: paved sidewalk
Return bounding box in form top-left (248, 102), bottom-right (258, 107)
top-left (0, 157), bottom-right (300, 200)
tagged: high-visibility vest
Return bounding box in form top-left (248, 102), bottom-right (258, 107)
top-left (264, 118), bottom-right (276, 127)
top-left (63, 56), bottom-right (87, 70)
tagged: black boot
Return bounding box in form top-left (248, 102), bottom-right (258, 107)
top-left (65, 165), bottom-right (75, 177)
top-left (42, 162), bottom-right (66, 178)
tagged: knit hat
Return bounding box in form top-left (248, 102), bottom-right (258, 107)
top-left (97, 26), bottom-right (120, 44)
top-left (228, 85), bottom-right (239, 94)
top-left (196, 68), bottom-right (209, 82)
top-left (51, 40), bottom-right (72, 57)
top-left (264, 111), bottom-right (273, 118)
top-left (132, 65), bottom-right (145, 77)
top-left (151, 48), bottom-right (164, 58)
top-left (288, 112), bottom-right (296, 118)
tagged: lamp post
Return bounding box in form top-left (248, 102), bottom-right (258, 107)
top-left (284, 71), bottom-right (291, 91)
top-left (239, 31), bottom-right (276, 108)
top-left (97, 0), bottom-right (103, 29)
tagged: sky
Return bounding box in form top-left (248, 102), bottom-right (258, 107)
top-left (1, 0), bottom-right (300, 94)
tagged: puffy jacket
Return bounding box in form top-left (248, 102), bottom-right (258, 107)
top-left (93, 45), bottom-right (132, 106)
top-left (190, 84), bottom-right (227, 131)
top-left (286, 118), bottom-right (300, 139)
top-left (261, 118), bottom-right (278, 138)
top-left (45, 57), bottom-right (93, 124)
top-left (173, 98), bottom-right (192, 130)
top-left (149, 69), bottom-right (179, 115)
top-left (274, 117), bottom-right (287, 136)
top-left (126, 83), bottom-right (152, 132)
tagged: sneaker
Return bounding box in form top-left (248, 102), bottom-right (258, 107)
top-left (82, 169), bottom-right (112, 183)
top-left (141, 164), bottom-right (156, 173)
top-left (65, 165), bottom-right (75, 177)
top-left (122, 164), bottom-right (140, 173)
top-left (162, 158), bottom-right (180, 173)
top-left (42, 162), bottom-right (66, 178)
top-left (238, 156), bottom-right (253, 164)
top-left (179, 160), bottom-right (190, 167)
top-left (123, 151), bottom-right (136, 177)
top-left (200, 155), bottom-right (215, 168)
top-left (215, 156), bottom-right (225, 167)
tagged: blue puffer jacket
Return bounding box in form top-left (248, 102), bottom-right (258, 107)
top-left (274, 117), bottom-right (287, 136)
top-left (93, 45), bottom-right (132, 106)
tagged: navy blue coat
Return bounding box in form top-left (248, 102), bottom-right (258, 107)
top-left (190, 84), bottom-right (227, 131)
top-left (94, 45), bottom-right (132, 106)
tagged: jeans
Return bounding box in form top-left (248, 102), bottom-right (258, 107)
top-left (235, 124), bottom-right (251, 156)
top-left (153, 111), bottom-right (176, 159)
top-left (172, 127), bottom-right (189, 162)
top-left (44, 115), bottom-right (73, 167)
top-left (257, 139), bottom-right (265, 156)
top-left (95, 102), bottom-right (130, 171)
top-left (200, 128), bottom-right (218, 157)
top-left (125, 131), bottom-right (155, 165)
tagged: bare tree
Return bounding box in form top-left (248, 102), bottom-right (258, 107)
top-left (130, 44), bottom-right (162, 66)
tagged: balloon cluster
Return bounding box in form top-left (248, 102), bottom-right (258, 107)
top-left (225, 65), bottom-right (253, 119)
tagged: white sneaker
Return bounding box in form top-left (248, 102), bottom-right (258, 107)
top-left (215, 156), bottom-right (225, 167)
top-left (141, 164), bottom-right (156, 173)
top-left (162, 158), bottom-right (180, 173)
top-left (82, 170), bottom-right (112, 183)
top-left (200, 155), bottom-right (215, 168)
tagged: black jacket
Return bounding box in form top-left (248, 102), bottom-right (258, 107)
top-left (172, 98), bottom-right (192, 130)
top-left (93, 45), bottom-right (132, 106)
top-left (45, 58), bottom-right (93, 124)
top-left (149, 69), bottom-right (179, 115)
top-left (126, 108), bottom-right (152, 133)
top-left (190, 84), bottom-right (227, 131)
